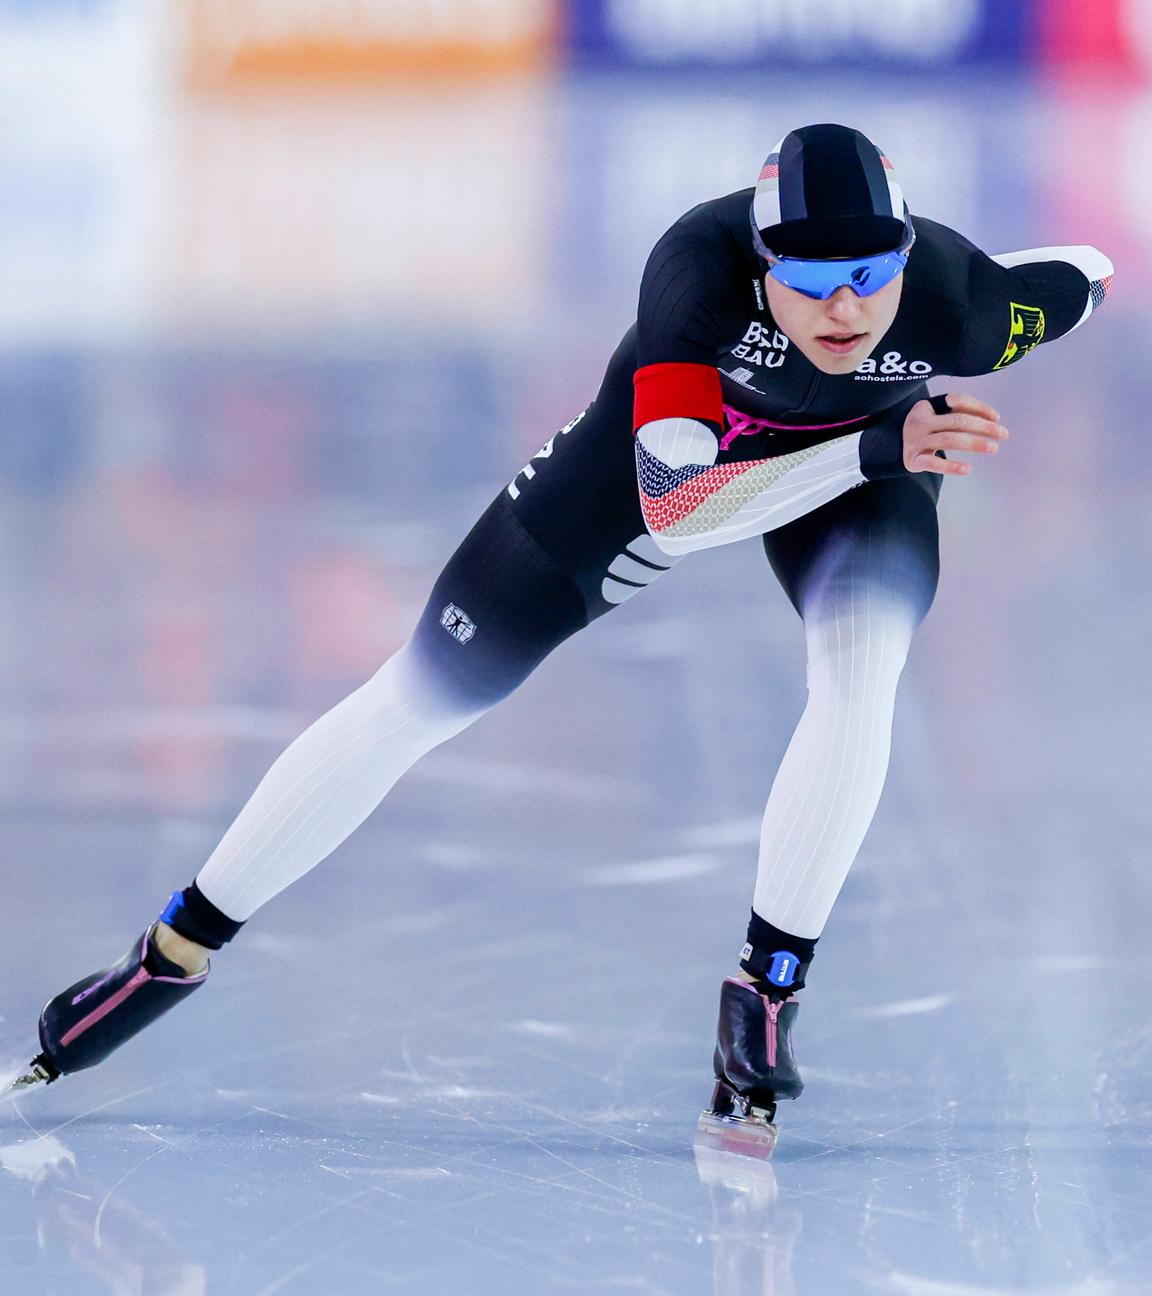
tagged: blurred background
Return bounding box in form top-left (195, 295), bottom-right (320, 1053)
top-left (2, 2), bottom-right (1152, 1294)
top-left (0, 0), bottom-right (1146, 818)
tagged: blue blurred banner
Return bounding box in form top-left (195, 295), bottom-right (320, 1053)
top-left (0, 0), bottom-right (109, 14)
top-left (566, 0), bottom-right (1033, 69)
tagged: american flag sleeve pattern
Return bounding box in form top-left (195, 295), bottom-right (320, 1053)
top-left (634, 418), bottom-right (872, 557)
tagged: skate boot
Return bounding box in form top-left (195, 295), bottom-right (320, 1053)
top-left (696, 977), bottom-right (803, 1158)
top-left (4, 902), bottom-right (210, 1099)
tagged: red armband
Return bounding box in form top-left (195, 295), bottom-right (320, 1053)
top-left (633, 362), bottom-right (723, 432)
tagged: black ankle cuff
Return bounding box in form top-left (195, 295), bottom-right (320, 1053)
top-left (160, 881), bottom-right (244, 951)
top-left (739, 910), bottom-right (817, 993)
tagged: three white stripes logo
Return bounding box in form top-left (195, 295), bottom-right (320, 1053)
top-left (600, 534), bottom-right (679, 605)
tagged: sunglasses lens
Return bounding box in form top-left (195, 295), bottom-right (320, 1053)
top-left (769, 251), bottom-right (906, 299)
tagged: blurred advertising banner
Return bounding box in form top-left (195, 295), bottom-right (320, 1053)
top-left (1040, 0), bottom-right (1152, 75)
top-left (181, 0), bottom-right (559, 81)
top-left (165, 85), bottom-right (555, 329)
top-left (566, 0), bottom-right (1030, 68)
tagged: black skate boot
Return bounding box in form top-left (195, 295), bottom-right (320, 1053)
top-left (4, 902), bottom-right (210, 1099)
top-left (696, 977), bottom-right (803, 1158)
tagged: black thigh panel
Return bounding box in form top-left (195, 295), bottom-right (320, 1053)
top-left (410, 328), bottom-right (668, 710)
top-left (411, 492), bottom-right (591, 709)
top-left (507, 325), bottom-right (659, 617)
top-left (762, 474), bottom-right (941, 626)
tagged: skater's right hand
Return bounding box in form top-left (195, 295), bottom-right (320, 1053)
top-left (903, 394), bottom-right (1008, 476)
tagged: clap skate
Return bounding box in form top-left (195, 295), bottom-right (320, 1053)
top-left (3, 902), bottom-right (209, 1100)
top-left (2, 1057), bottom-right (58, 1102)
top-left (695, 976), bottom-right (803, 1158)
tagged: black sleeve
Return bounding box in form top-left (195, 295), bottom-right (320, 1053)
top-left (957, 250), bottom-right (1094, 376)
top-left (635, 215), bottom-right (748, 368)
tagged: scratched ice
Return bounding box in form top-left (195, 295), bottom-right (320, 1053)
top-left (2, 67), bottom-right (1151, 1296)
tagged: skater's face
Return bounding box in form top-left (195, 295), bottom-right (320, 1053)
top-left (763, 272), bottom-right (903, 375)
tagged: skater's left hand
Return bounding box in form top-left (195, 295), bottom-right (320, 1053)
top-left (903, 393), bottom-right (1008, 476)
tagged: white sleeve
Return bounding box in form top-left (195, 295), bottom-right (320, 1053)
top-left (992, 245), bottom-right (1115, 332)
top-left (635, 417), bottom-right (874, 557)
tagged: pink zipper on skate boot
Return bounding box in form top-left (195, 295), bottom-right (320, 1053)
top-left (59, 967), bottom-right (152, 1048)
top-left (725, 978), bottom-right (794, 1072)
top-left (759, 992), bottom-right (798, 1070)
top-left (58, 935), bottom-right (208, 1050)
top-left (763, 996), bottom-right (780, 1068)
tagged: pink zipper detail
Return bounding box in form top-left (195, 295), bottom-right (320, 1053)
top-left (764, 997), bottom-right (781, 1069)
top-left (59, 968), bottom-right (150, 1048)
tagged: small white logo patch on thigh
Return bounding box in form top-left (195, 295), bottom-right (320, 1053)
top-left (441, 604), bottom-right (476, 644)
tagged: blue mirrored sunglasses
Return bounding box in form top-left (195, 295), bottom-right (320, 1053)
top-left (762, 232), bottom-right (915, 300)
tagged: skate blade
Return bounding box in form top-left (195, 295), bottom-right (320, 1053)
top-left (694, 1108), bottom-right (778, 1161)
top-left (1, 1059), bottom-right (56, 1103)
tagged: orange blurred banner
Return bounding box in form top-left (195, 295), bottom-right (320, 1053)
top-left (181, 0), bottom-right (560, 82)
